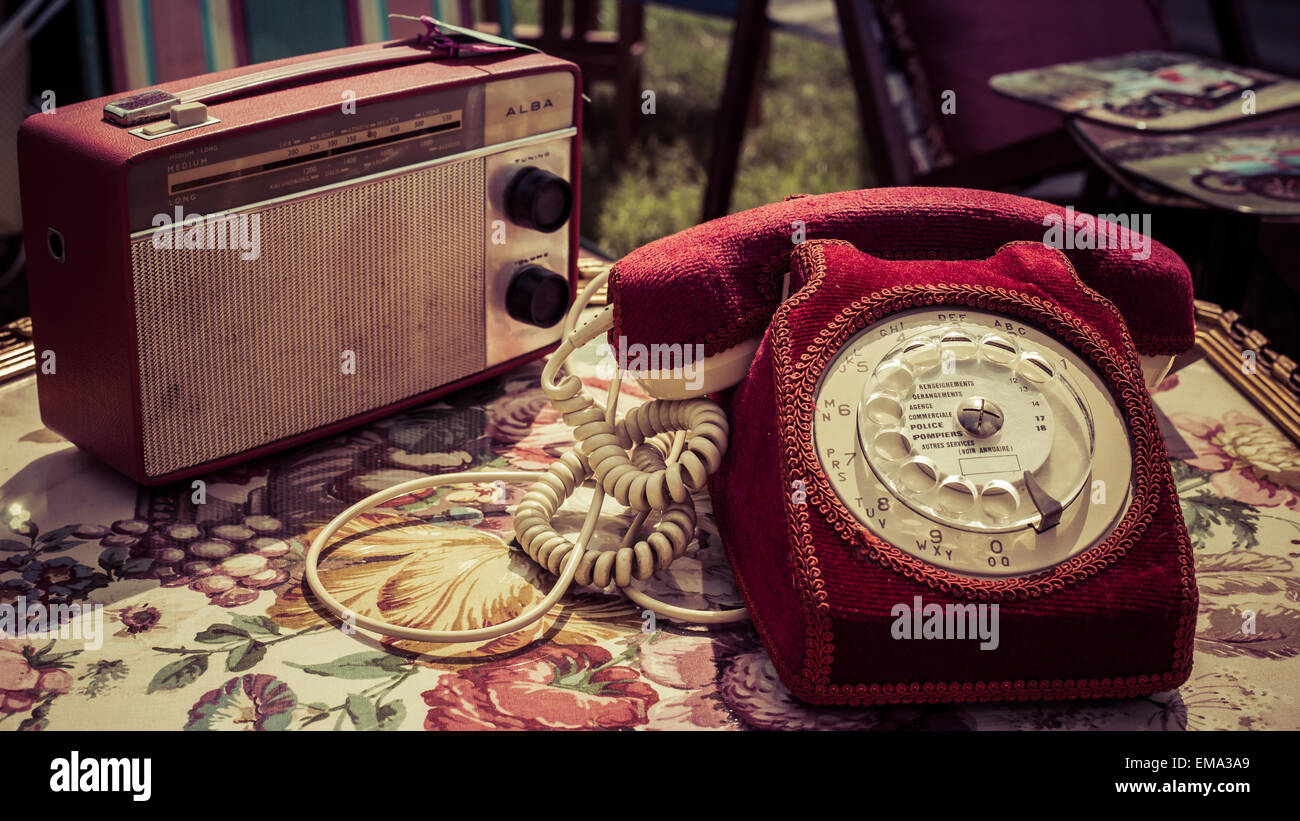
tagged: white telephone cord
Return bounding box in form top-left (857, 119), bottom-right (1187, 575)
top-left (303, 270), bottom-right (748, 643)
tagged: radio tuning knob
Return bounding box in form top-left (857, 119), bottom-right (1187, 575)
top-left (506, 265), bottom-right (571, 328)
top-left (505, 166), bottom-right (573, 233)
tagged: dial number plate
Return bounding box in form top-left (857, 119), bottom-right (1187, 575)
top-left (811, 308), bottom-right (1132, 578)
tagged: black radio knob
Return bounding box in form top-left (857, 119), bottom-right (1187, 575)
top-left (506, 265), bottom-right (570, 328)
top-left (505, 166), bottom-right (573, 233)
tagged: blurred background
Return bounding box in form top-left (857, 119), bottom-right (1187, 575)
top-left (2, 0), bottom-right (1299, 358)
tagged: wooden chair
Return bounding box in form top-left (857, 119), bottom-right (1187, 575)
top-left (511, 1), bottom-right (646, 163)
top-left (704, 0), bottom-right (1174, 219)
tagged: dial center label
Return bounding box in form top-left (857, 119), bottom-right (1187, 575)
top-left (902, 370), bottom-right (1053, 481)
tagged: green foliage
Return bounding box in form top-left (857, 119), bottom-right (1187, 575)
top-left (1172, 458), bottom-right (1261, 550)
top-left (575, 6), bottom-right (870, 256)
top-left (147, 653), bottom-right (208, 694)
top-left (79, 659), bottom-right (129, 698)
top-left (1181, 490), bottom-right (1261, 551)
top-left (149, 620), bottom-right (323, 692)
top-left (287, 650), bottom-right (413, 679)
top-left (287, 651), bottom-right (414, 730)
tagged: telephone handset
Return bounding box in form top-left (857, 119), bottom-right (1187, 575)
top-left (607, 186), bottom-right (1193, 395)
top-left (305, 187), bottom-right (1197, 705)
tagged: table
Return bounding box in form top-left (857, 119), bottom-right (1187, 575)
top-left (990, 52), bottom-right (1300, 313)
top-left (3, 282), bottom-right (1300, 730)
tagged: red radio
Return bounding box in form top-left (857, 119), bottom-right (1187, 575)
top-left (18, 32), bottom-right (581, 485)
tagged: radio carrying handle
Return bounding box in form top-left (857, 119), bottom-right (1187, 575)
top-left (103, 16), bottom-right (538, 127)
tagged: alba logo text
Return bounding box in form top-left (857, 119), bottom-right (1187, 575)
top-left (505, 98), bottom-right (554, 116)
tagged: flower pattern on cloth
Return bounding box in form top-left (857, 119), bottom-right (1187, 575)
top-left (0, 639), bottom-right (73, 717)
top-left (1, 331), bottom-right (1299, 730)
top-left (1168, 408), bottom-right (1300, 509)
top-left (185, 674), bottom-right (298, 731)
top-left (422, 644), bottom-right (658, 730)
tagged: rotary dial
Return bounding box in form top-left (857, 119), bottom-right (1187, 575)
top-left (812, 308), bottom-right (1132, 578)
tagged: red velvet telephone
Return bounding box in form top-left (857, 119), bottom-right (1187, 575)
top-left (305, 187), bottom-right (1197, 706)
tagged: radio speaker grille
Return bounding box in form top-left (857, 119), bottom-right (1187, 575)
top-left (131, 160), bottom-right (486, 477)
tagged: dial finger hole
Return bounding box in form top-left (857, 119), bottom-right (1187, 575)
top-left (862, 393), bottom-right (904, 426)
top-left (978, 334), bottom-right (1018, 366)
top-left (939, 331), bottom-right (977, 361)
top-left (872, 359), bottom-right (914, 397)
top-left (936, 476), bottom-right (977, 514)
top-left (872, 430), bottom-right (911, 461)
top-left (979, 480), bottom-right (1021, 522)
top-left (899, 456), bottom-right (940, 493)
top-left (1015, 352), bottom-right (1055, 384)
top-left (900, 338), bottom-right (940, 371)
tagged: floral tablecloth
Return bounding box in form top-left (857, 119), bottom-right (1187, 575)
top-left (1, 322), bottom-right (1298, 731)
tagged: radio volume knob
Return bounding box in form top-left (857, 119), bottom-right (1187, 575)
top-left (505, 167), bottom-right (573, 233)
top-left (506, 265), bottom-right (571, 328)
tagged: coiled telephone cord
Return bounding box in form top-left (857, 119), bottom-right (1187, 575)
top-left (303, 271), bottom-right (748, 644)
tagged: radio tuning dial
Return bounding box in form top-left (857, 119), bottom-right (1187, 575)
top-left (505, 166), bottom-right (573, 233)
top-left (506, 265), bottom-right (571, 328)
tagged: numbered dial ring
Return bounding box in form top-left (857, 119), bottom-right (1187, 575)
top-left (812, 308), bottom-right (1132, 578)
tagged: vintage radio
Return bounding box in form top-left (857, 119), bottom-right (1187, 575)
top-left (18, 32), bottom-right (580, 485)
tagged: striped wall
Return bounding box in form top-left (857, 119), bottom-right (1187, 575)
top-left (102, 0), bottom-right (510, 91)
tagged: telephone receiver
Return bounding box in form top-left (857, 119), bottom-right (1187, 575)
top-left (305, 187), bottom-right (1197, 705)
top-left (608, 186), bottom-right (1192, 398)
